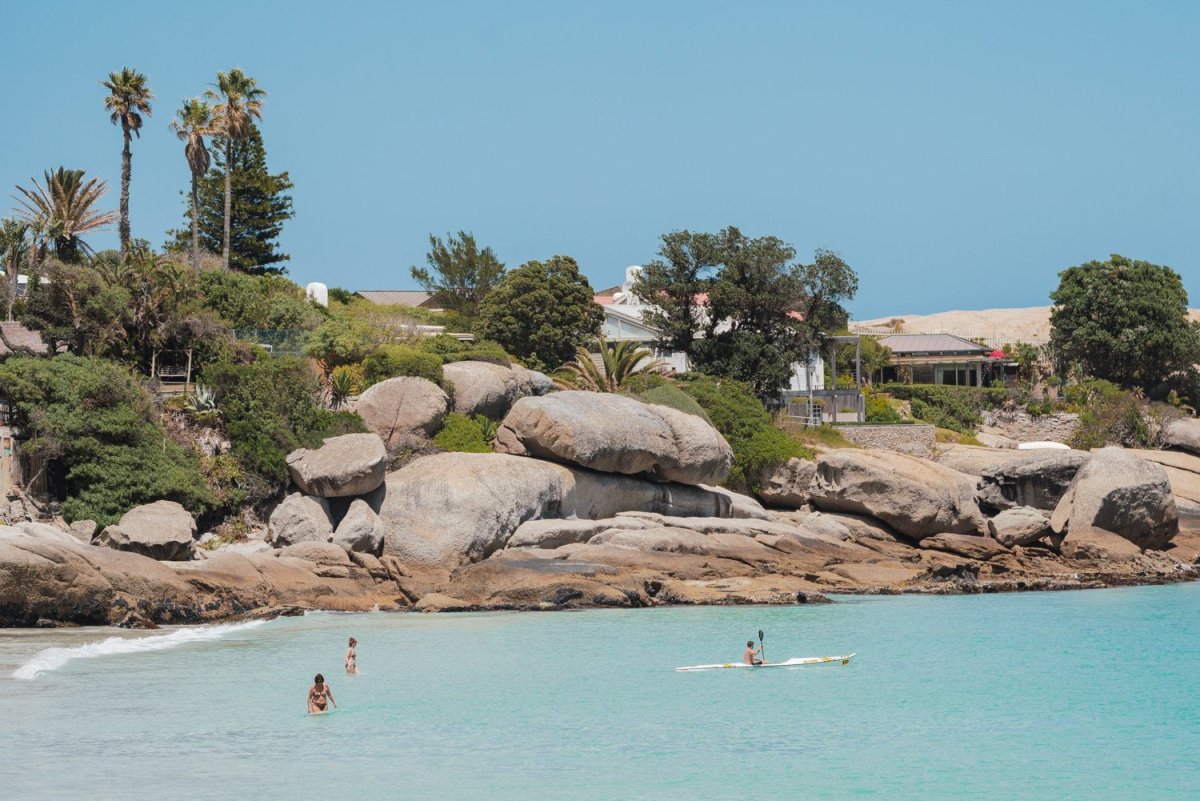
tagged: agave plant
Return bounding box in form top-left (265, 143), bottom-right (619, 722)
top-left (185, 384), bottom-right (218, 413)
top-left (329, 365), bottom-right (360, 409)
top-left (556, 337), bottom-right (665, 392)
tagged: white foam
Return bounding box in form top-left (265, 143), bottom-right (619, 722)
top-left (12, 620), bottom-right (267, 680)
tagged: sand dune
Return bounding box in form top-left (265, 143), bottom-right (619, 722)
top-left (852, 306), bottom-right (1200, 347)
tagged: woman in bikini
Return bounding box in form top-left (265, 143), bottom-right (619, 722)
top-left (307, 674), bottom-right (337, 714)
top-left (345, 638), bottom-right (358, 675)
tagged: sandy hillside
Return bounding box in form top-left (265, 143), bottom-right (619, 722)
top-left (852, 306), bottom-right (1200, 347)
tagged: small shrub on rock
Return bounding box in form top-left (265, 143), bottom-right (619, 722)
top-left (362, 345), bottom-right (444, 387)
top-left (433, 413), bottom-right (494, 453)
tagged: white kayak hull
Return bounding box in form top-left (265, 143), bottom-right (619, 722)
top-left (676, 654), bottom-right (856, 672)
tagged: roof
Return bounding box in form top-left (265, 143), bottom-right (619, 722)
top-left (353, 290), bottom-right (434, 307)
top-left (877, 333), bottom-right (992, 356)
top-left (0, 322), bottom-right (48, 356)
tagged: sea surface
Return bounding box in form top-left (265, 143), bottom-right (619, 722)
top-left (1, 583), bottom-right (1197, 801)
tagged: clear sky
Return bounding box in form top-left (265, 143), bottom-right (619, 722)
top-left (3, 1), bottom-right (1197, 318)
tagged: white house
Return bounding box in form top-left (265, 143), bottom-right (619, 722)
top-left (595, 266), bottom-right (825, 392)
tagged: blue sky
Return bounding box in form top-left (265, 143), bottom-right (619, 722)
top-left (3, 1), bottom-right (1197, 318)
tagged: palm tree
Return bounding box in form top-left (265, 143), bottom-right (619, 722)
top-left (101, 68), bottom-right (154, 261)
top-left (556, 337), bottom-right (665, 392)
top-left (0, 217), bottom-right (29, 320)
top-left (14, 168), bottom-right (118, 263)
top-left (170, 98), bottom-right (213, 272)
top-left (205, 68), bottom-right (265, 271)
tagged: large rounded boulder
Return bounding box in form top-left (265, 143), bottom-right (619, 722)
top-left (96, 500), bottom-right (197, 561)
top-left (353, 377), bottom-right (449, 449)
top-left (376, 452), bottom-right (735, 568)
top-left (811, 449), bottom-right (987, 539)
top-left (977, 451), bottom-right (1090, 513)
top-left (268, 493), bottom-right (334, 547)
top-left (1162, 418), bottom-right (1200, 456)
top-left (494, 391), bottom-right (732, 485)
top-left (442, 361), bottom-right (551, 419)
top-left (1050, 447), bottom-right (1178, 550)
top-left (286, 433), bottom-right (386, 498)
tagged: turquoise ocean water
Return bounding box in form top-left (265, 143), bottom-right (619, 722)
top-left (1, 583), bottom-right (1197, 800)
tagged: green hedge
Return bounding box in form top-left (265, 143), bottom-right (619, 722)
top-left (362, 345), bottom-right (445, 387)
top-left (677, 372), bottom-right (813, 490)
top-left (877, 383), bottom-right (1026, 434)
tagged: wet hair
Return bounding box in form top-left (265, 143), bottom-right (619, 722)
top-left (747, 641), bottom-right (755, 648)
top-left (349, 638), bottom-right (357, 645)
top-left (314, 673), bottom-right (325, 684)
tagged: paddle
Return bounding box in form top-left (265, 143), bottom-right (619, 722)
top-left (758, 629), bottom-right (766, 664)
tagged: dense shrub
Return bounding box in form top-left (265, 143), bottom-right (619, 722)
top-left (877, 383), bottom-right (1019, 433)
top-left (1063, 379), bottom-right (1159, 450)
top-left (362, 345), bottom-right (444, 387)
top-left (619, 374), bottom-right (713, 423)
top-left (864, 390), bottom-right (903, 424)
top-left (0, 355), bottom-right (212, 526)
top-left (416, 336), bottom-right (512, 366)
top-left (677, 372), bottom-right (813, 489)
top-left (199, 271), bottom-right (322, 331)
top-left (202, 356), bottom-right (366, 502)
top-left (432, 413), bottom-right (495, 453)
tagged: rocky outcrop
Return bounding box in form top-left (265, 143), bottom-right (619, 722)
top-left (918, 533), bottom-right (1009, 561)
top-left (279, 541), bottom-right (354, 578)
top-left (1059, 526), bottom-right (1143, 561)
top-left (353, 377), bottom-right (449, 448)
top-left (507, 516), bottom-right (655, 549)
top-left (1050, 448), bottom-right (1178, 550)
top-left (754, 458), bottom-right (816, 509)
top-left (495, 391), bottom-right (732, 485)
top-left (442, 361), bottom-right (550, 419)
top-left (268, 493), bottom-right (334, 547)
top-left (376, 452), bottom-right (737, 567)
top-left (811, 449), bottom-right (987, 539)
top-left (96, 501), bottom-right (197, 561)
top-left (286, 433), bottom-right (386, 498)
top-left (332, 498), bottom-right (383, 554)
top-left (987, 506), bottom-right (1051, 547)
top-left (69, 520), bottom-right (97, 543)
top-left (977, 451), bottom-right (1090, 513)
top-left (1162, 418), bottom-right (1200, 456)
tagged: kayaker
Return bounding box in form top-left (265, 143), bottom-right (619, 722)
top-left (744, 640), bottom-right (766, 666)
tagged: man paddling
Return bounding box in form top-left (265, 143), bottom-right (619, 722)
top-left (744, 640), bottom-right (767, 666)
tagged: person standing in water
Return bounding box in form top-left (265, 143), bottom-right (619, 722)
top-left (307, 674), bottom-right (337, 714)
top-left (744, 640), bottom-right (767, 666)
top-left (345, 637), bottom-right (358, 675)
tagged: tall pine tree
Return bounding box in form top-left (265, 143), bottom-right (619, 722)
top-left (168, 125), bottom-right (293, 274)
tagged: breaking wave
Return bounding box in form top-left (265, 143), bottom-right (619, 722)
top-left (12, 620), bottom-right (267, 680)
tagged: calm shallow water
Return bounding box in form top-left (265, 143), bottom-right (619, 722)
top-left (2, 583), bottom-right (1197, 800)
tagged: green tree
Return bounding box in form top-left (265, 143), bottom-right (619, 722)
top-left (202, 356), bottom-right (365, 500)
top-left (556, 337), bottom-right (663, 392)
top-left (410, 231), bottom-right (506, 318)
top-left (0, 218), bottom-right (29, 320)
top-left (475, 255), bottom-right (603, 371)
top-left (206, 68), bottom-right (266, 271)
top-left (631, 230), bottom-right (720, 354)
top-left (1049, 254), bottom-right (1200, 391)
top-left (168, 125), bottom-right (293, 273)
top-left (691, 228), bottom-right (806, 398)
top-left (169, 98), bottom-right (214, 271)
top-left (0, 355), bottom-right (212, 525)
top-left (198, 271), bottom-right (320, 330)
top-left (14, 168), bottom-right (118, 264)
top-left (101, 68), bottom-right (154, 260)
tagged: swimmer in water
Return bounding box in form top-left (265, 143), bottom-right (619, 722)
top-left (307, 673), bottom-right (337, 714)
top-left (345, 637), bottom-right (358, 675)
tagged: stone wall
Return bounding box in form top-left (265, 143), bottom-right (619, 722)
top-left (981, 410), bottom-right (1079, 445)
top-left (834, 424), bottom-right (937, 458)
